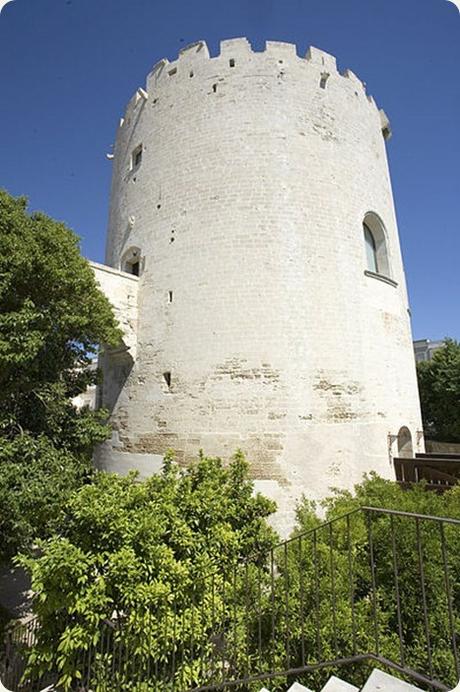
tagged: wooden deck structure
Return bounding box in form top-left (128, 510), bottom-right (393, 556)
top-left (394, 452), bottom-right (460, 490)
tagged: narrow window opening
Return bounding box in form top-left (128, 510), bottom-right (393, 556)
top-left (189, 70), bottom-right (194, 78)
top-left (163, 372), bottom-right (171, 388)
top-left (382, 125), bottom-right (391, 140)
top-left (212, 83), bottom-right (217, 93)
top-left (320, 73), bottom-right (329, 89)
top-left (131, 144), bottom-right (143, 170)
top-left (130, 261), bottom-right (140, 277)
top-left (364, 223), bottom-right (378, 274)
top-left (363, 213), bottom-right (391, 278)
top-left (157, 203), bottom-right (162, 210)
top-left (229, 58), bottom-right (235, 67)
top-left (168, 291), bottom-right (173, 303)
top-left (168, 67), bottom-right (177, 77)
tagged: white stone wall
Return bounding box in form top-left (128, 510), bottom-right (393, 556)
top-left (90, 261), bottom-right (139, 416)
top-left (96, 38), bottom-right (423, 534)
top-left (90, 262), bottom-right (139, 357)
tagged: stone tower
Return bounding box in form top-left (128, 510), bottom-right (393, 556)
top-left (94, 38), bottom-right (423, 531)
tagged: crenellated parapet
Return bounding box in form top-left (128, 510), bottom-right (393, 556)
top-left (115, 38), bottom-right (390, 140)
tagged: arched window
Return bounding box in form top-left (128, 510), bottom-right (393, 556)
top-left (364, 223), bottom-right (378, 273)
top-left (363, 213), bottom-right (390, 278)
top-left (121, 246), bottom-right (142, 276)
top-left (397, 426), bottom-right (413, 458)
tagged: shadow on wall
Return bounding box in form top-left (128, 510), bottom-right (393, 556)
top-left (99, 349), bottom-right (134, 413)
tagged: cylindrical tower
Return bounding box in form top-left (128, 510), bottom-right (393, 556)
top-left (97, 38), bottom-right (423, 532)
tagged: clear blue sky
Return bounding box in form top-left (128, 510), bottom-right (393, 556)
top-left (0, 0), bottom-right (458, 340)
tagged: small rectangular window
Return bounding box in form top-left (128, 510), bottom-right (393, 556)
top-left (163, 372), bottom-right (171, 388)
top-left (131, 145), bottom-right (143, 169)
top-left (229, 59), bottom-right (235, 67)
top-left (168, 291), bottom-right (173, 303)
top-left (168, 67), bottom-right (177, 76)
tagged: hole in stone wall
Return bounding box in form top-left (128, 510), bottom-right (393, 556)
top-left (163, 372), bottom-right (171, 388)
top-left (189, 70), bottom-right (194, 78)
top-left (157, 203), bottom-right (161, 210)
top-left (229, 59), bottom-right (235, 67)
top-left (320, 73), bottom-right (329, 89)
top-left (168, 67), bottom-right (177, 76)
top-left (168, 291), bottom-right (173, 303)
top-left (212, 83), bottom-right (217, 93)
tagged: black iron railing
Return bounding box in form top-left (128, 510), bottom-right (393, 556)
top-left (2, 507), bottom-right (460, 691)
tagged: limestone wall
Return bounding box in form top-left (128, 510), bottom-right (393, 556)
top-left (96, 38), bottom-right (423, 533)
top-left (90, 261), bottom-right (139, 358)
top-left (90, 261), bottom-right (139, 415)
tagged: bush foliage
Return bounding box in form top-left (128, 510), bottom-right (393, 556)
top-left (19, 472), bottom-right (460, 691)
top-left (19, 452), bottom-right (277, 689)
top-left (280, 474), bottom-right (460, 690)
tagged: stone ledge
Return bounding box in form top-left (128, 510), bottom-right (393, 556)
top-left (364, 270), bottom-right (398, 288)
top-left (89, 260), bottom-right (140, 281)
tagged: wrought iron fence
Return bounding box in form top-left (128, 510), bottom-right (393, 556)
top-left (2, 506), bottom-right (460, 691)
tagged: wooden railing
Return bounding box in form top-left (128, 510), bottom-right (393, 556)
top-left (394, 453), bottom-right (460, 490)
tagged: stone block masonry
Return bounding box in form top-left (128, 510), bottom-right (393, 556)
top-left (93, 38), bottom-right (423, 535)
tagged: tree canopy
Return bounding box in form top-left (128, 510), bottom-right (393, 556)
top-left (0, 190), bottom-right (121, 561)
top-left (417, 338), bottom-right (460, 442)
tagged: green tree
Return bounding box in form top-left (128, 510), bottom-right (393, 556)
top-left (19, 452), bottom-right (277, 690)
top-left (417, 338), bottom-right (460, 442)
top-left (0, 190), bottom-right (121, 561)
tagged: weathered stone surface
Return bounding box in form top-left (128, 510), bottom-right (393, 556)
top-left (93, 38), bottom-right (423, 535)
